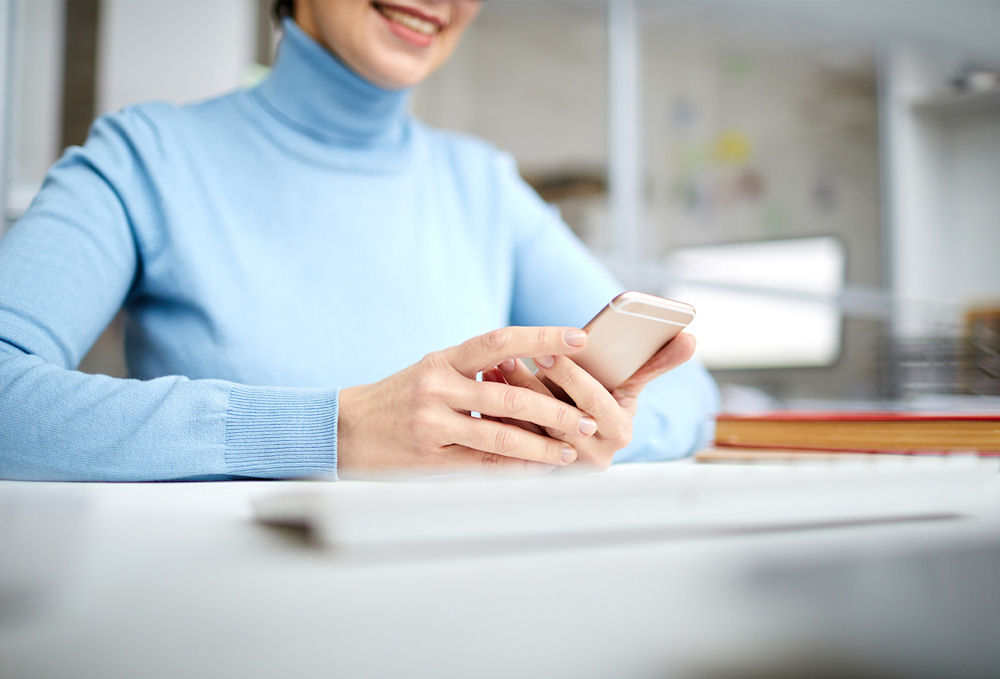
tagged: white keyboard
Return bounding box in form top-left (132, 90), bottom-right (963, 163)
top-left (252, 462), bottom-right (1000, 556)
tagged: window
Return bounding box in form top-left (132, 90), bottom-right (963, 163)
top-left (664, 237), bottom-right (845, 369)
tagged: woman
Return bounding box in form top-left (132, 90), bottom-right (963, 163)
top-left (0, 0), bottom-right (717, 481)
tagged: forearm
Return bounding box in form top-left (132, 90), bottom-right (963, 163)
top-left (0, 346), bottom-right (339, 481)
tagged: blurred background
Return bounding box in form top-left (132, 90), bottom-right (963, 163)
top-left (1, 0), bottom-right (998, 412)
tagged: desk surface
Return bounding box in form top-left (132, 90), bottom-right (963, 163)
top-left (2, 463), bottom-right (1000, 679)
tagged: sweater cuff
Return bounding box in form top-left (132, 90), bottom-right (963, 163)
top-left (224, 385), bottom-right (339, 479)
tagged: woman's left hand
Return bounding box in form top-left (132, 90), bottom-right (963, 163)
top-left (488, 333), bottom-right (697, 469)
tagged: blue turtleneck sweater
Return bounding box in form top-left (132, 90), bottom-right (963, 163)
top-left (0, 20), bottom-right (718, 481)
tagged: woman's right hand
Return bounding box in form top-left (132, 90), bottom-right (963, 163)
top-left (335, 327), bottom-right (599, 479)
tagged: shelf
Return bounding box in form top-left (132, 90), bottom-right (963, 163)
top-left (911, 88), bottom-right (1000, 118)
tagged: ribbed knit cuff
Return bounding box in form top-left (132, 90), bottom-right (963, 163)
top-left (224, 385), bottom-right (339, 479)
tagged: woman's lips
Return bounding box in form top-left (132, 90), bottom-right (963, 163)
top-left (373, 3), bottom-right (444, 47)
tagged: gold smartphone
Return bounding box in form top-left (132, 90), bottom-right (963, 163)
top-left (572, 291), bottom-right (695, 391)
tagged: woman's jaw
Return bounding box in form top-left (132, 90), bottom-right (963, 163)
top-left (294, 0), bottom-right (481, 90)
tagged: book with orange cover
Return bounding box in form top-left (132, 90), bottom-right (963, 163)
top-left (714, 411), bottom-right (1000, 456)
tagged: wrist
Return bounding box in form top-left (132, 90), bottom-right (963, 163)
top-left (334, 383), bottom-right (372, 479)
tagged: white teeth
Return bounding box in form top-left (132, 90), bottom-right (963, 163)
top-left (377, 6), bottom-right (439, 37)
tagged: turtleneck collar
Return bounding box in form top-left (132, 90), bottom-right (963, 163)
top-left (255, 18), bottom-right (411, 147)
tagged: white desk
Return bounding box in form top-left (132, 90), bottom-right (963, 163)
top-left (2, 463), bottom-right (999, 679)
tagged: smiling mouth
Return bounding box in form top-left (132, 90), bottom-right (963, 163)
top-left (372, 3), bottom-right (444, 37)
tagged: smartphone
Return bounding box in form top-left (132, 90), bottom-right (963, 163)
top-left (571, 291), bottom-right (695, 391)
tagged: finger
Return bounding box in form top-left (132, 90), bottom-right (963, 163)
top-left (482, 367), bottom-right (505, 384)
top-left (477, 369), bottom-right (511, 422)
top-left (499, 417), bottom-right (546, 436)
top-left (498, 358), bottom-right (554, 397)
top-left (439, 445), bottom-right (556, 475)
top-left (496, 360), bottom-right (566, 434)
top-left (534, 355), bottom-right (623, 433)
top-left (445, 327), bottom-right (587, 377)
top-left (477, 368), bottom-right (547, 434)
top-left (443, 413), bottom-right (578, 466)
top-left (615, 333), bottom-right (697, 400)
top-left (451, 379), bottom-right (597, 437)
top-left (497, 357), bottom-right (575, 408)
top-left (480, 367), bottom-right (506, 401)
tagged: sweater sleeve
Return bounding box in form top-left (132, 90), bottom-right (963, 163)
top-left (0, 108), bottom-right (338, 481)
top-left (498, 154), bottom-right (719, 462)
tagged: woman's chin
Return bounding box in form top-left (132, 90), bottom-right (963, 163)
top-left (363, 54), bottom-right (434, 90)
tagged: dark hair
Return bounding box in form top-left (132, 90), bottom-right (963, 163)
top-left (273, 0), bottom-right (295, 21)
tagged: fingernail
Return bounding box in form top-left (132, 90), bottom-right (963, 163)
top-left (535, 355), bottom-right (555, 368)
top-left (564, 329), bottom-right (587, 347)
top-left (500, 358), bottom-right (516, 373)
top-left (578, 417), bottom-right (597, 436)
top-left (561, 446), bottom-right (577, 463)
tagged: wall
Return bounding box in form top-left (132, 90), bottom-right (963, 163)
top-left (412, 1), bottom-right (607, 175)
top-left (640, 4), bottom-right (883, 401)
top-left (943, 114), bottom-right (1000, 312)
top-left (0, 0), bottom-right (11, 229)
top-left (4, 0), bottom-right (258, 222)
top-left (96, 0), bottom-right (256, 115)
top-left (5, 0), bottom-right (64, 224)
top-left (12, 0), bottom-right (63, 183)
top-left (882, 43), bottom-right (1000, 337)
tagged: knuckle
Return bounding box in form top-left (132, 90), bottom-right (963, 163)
top-left (580, 392), bottom-right (612, 420)
top-left (552, 405), bottom-right (573, 432)
top-left (611, 424), bottom-right (633, 450)
top-left (482, 328), bottom-right (511, 353)
top-left (502, 386), bottom-right (526, 413)
top-left (586, 403), bottom-right (609, 423)
top-left (558, 364), bottom-right (583, 394)
top-left (412, 372), bottom-right (444, 402)
top-left (418, 351), bottom-right (448, 372)
top-left (481, 452), bottom-right (502, 468)
top-left (493, 426), bottom-right (515, 453)
top-left (537, 326), bottom-right (553, 349)
top-left (553, 356), bottom-right (573, 378)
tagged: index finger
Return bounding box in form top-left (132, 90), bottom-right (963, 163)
top-left (445, 327), bottom-right (587, 377)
